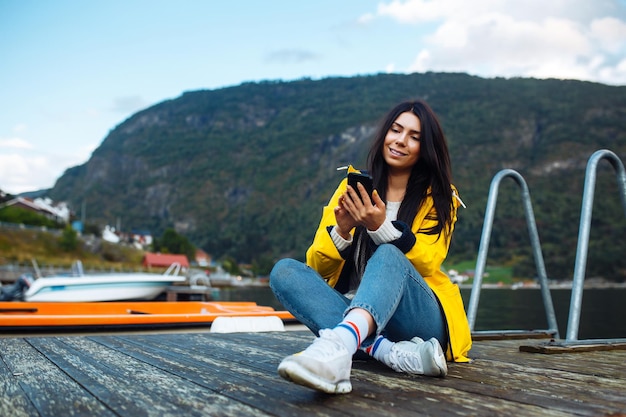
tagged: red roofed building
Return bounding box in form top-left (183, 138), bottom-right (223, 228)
top-left (195, 248), bottom-right (211, 267)
top-left (142, 252), bottom-right (189, 270)
top-left (0, 196), bottom-right (70, 223)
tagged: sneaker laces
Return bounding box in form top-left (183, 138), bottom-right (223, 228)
top-left (387, 338), bottom-right (426, 373)
top-left (384, 337), bottom-right (447, 376)
top-left (303, 329), bottom-right (349, 359)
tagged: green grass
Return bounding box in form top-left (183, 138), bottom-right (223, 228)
top-left (444, 260), bottom-right (514, 284)
top-left (0, 227), bottom-right (146, 271)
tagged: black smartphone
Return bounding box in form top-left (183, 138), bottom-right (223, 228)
top-left (347, 172), bottom-right (374, 202)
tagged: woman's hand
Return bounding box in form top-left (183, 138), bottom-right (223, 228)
top-left (334, 196), bottom-right (358, 240)
top-left (342, 183), bottom-right (386, 231)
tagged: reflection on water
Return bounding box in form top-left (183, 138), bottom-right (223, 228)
top-left (217, 286), bottom-right (626, 340)
top-left (460, 288), bottom-right (626, 340)
top-left (217, 287), bottom-right (284, 309)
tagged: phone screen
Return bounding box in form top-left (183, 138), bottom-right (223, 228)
top-left (347, 172), bottom-right (374, 202)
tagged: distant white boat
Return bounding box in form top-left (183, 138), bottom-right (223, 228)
top-left (207, 267), bottom-right (242, 287)
top-left (23, 262), bottom-right (186, 302)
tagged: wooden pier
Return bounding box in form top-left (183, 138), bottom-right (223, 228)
top-left (0, 330), bottom-right (624, 416)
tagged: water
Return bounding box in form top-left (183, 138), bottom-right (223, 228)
top-left (217, 286), bottom-right (626, 340)
top-left (461, 288), bottom-right (626, 339)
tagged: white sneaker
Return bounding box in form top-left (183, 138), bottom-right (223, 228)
top-left (383, 337), bottom-right (448, 377)
top-left (277, 329), bottom-right (353, 394)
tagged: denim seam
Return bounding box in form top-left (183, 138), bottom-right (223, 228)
top-left (409, 269), bottom-right (438, 303)
top-left (271, 287), bottom-right (321, 332)
top-left (348, 263), bottom-right (408, 346)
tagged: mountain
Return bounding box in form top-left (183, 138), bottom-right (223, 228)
top-left (49, 73), bottom-right (626, 280)
top-left (18, 189), bottom-right (52, 199)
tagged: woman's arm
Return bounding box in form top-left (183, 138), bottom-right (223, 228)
top-left (305, 180), bottom-right (349, 286)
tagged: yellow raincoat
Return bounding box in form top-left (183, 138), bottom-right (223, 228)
top-left (306, 173), bottom-right (472, 362)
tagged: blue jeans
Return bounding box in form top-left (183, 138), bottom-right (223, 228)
top-left (270, 244), bottom-right (447, 348)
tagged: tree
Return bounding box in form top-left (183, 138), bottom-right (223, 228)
top-left (153, 228), bottom-right (195, 259)
top-left (59, 226), bottom-right (79, 251)
top-left (220, 256), bottom-right (241, 275)
top-left (0, 206), bottom-right (62, 229)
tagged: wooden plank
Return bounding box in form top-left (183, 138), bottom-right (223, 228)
top-left (95, 332), bottom-right (593, 417)
top-left (110, 333), bottom-right (479, 416)
top-left (0, 332), bottom-right (624, 417)
top-left (519, 340), bottom-right (626, 354)
top-left (475, 339), bottom-right (626, 380)
top-left (27, 336), bottom-right (270, 417)
top-left (259, 332), bottom-right (611, 416)
top-left (349, 363), bottom-right (579, 417)
top-left (90, 332), bottom-right (363, 416)
top-left (0, 338), bottom-right (115, 416)
top-left (439, 358), bottom-right (622, 415)
top-left (460, 339), bottom-right (626, 414)
top-left (472, 330), bottom-right (555, 341)
top-left (0, 340), bottom-right (40, 417)
top-left (223, 332), bottom-right (574, 416)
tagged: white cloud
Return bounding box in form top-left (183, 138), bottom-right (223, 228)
top-left (590, 17), bottom-right (626, 54)
top-left (366, 0), bottom-right (626, 85)
top-left (375, 0), bottom-right (453, 23)
top-left (12, 124), bottom-right (28, 134)
top-left (357, 13), bottom-right (375, 25)
top-left (372, 0), bottom-right (618, 24)
top-left (0, 137), bottom-right (34, 150)
top-left (111, 96), bottom-right (149, 114)
top-left (265, 49), bottom-right (321, 64)
top-left (0, 140), bottom-right (97, 194)
top-left (0, 153), bottom-right (52, 194)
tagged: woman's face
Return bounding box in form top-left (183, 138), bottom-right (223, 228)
top-left (383, 111), bottom-right (421, 173)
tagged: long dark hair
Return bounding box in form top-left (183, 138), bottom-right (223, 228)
top-left (367, 100), bottom-right (454, 238)
top-left (346, 100), bottom-right (455, 288)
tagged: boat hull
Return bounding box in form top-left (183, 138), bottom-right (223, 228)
top-left (23, 274), bottom-right (187, 302)
top-left (0, 301), bottom-right (295, 330)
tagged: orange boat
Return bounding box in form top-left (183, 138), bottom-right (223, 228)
top-left (0, 301), bottom-right (296, 331)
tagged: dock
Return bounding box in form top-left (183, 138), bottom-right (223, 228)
top-left (1, 330), bottom-right (624, 416)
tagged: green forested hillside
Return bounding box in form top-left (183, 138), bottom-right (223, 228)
top-left (49, 73), bottom-right (626, 280)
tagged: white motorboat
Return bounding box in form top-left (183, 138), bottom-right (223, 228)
top-left (23, 262), bottom-right (186, 302)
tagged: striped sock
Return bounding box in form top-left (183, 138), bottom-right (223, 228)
top-left (331, 311), bottom-right (370, 354)
top-left (364, 335), bottom-right (394, 361)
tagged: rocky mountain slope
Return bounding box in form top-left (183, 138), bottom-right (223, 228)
top-left (49, 73), bottom-right (626, 279)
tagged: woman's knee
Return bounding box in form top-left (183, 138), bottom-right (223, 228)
top-left (371, 244), bottom-right (408, 267)
top-left (376, 243), bottom-right (403, 257)
top-left (269, 258), bottom-right (304, 291)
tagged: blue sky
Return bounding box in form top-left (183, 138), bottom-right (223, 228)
top-left (1, 0), bottom-right (625, 194)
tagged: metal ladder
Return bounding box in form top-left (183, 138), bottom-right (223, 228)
top-left (468, 149), bottom-right (626, 346)
top-left (466, 169), bottom-right (560, 340)
top-left (565, 149), bottom-right (626, 345)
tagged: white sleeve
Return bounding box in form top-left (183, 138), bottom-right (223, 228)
top-left (330, 226), bottom-right (352, 251)
top-left (367, 218), bottom-right (402, 245)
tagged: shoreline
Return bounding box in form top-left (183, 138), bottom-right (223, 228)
top-left (458, 282), bottom-right (626, 290)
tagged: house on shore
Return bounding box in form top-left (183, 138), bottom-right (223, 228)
top-left (142, 252), bottom-right (190, 271)
top-left (0, 196), bottom-right (70, 224)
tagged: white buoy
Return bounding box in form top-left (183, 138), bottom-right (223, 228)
top-left (210, 316), bottom-right (285, 333)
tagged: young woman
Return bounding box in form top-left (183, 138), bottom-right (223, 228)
top-left (270, 100), bottom-right (472, 394)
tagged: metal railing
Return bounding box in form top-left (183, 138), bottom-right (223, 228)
top-left (467, 169), bottom-right (560, 339)
top-left (566, 149), bottom-right (626, 342)
top-left (469, 149), bottom-right (626, 347)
